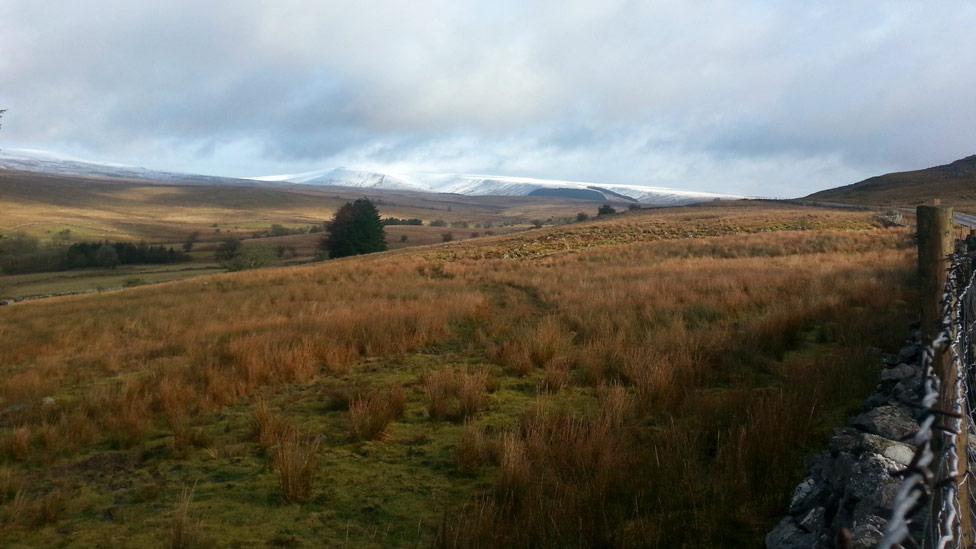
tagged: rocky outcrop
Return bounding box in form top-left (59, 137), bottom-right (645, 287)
top-left (766, 338), bottom-right (924, 548)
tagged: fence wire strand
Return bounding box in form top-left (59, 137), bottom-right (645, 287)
top-left (880, 251), bottom-right (976, 549)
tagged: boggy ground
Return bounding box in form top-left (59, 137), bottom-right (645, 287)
top-left (0, 204), bottom-right (916, 547)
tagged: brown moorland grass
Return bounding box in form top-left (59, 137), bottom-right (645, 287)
top-left (0, 205), bottom-right (916, 546)
top-left (348, 385), bottom-right (407, 440)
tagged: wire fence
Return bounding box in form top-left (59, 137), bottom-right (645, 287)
top-left (880, 248), bottom-right (976, 549)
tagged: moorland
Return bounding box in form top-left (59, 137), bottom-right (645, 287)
top-left (0, 201), bottom-right (916, 547)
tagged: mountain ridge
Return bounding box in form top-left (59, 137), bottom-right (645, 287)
top-left (255, 169), bottom-right (741, 205)
top-left (0, 148), bottom-right (741, 206)
top-left (807, 154), bottom-right (976, 209)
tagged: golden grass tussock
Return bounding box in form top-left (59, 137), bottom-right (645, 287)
top-left (424, 369), bottom-right (492, 421)
top-left (169, 485), bottom-right (202, 549)
top-left (251, 399), bottom-right (289, 452)
top-left (348, 385), bottom-right (406, 440)
top-left (273, 429), bottom-right (321, 504)
top-left (1, 488), bottom-right (67, 530)
top-left (455, 423), bottom-right (495, 474)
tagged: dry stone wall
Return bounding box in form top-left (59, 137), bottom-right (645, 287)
top-left (766, 336), bottom-right (927, 548)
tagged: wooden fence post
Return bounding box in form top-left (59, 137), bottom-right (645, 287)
top-left (917, 204), bottom-right (972, 546)
top-left (917, 205), bottom-right (953, 342)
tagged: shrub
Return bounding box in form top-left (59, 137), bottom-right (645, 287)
top-left (214, 237), bottom-right (242, 262)
top-left (221, 245), bottom-right (276, 271)
top-left (576, 212), bottom-right (589, 222)
top-left (381, 217), bottom-right (423, 226)
top-left (441, 232), bottom-right (454, 243)
top-left (597, 204), bottom-right (616, 216)
top-left (182, 231), bottom-right (200, 252)
top-left (275, 245), bottom-right (297, 259)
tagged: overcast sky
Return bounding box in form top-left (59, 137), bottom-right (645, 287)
top-left (1, 1), bottom-right (974, 197)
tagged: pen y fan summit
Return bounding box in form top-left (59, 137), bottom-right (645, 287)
top-left (254, 168), bottom-right (740, 206)
top-left (0, 149), bottom-right (741, 206)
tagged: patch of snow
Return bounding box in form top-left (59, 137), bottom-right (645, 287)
top-left (0, 148), bottom-right (743, 206)
top-left (252, 168), bottom-right (742, 205)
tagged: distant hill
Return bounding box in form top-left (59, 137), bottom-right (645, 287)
top-left (807, 155), bottom-right (976, 210)
top-left (254, 168), bottom-right (740, 206)
top-left (1, 148), bottom-right (741, 206)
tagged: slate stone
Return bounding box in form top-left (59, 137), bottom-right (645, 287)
top-left (799, 506), bottom-right (826, 533)
top-left (880, 363), bottom-right (917, 382)
top-left (850, 514), bottom-right (887, 549)
top-left (789, 477), bottom-right (821, 515)
top-left (851, 405), bottom-right (918, 441)
top-left (766, 517), bottom-right (816, 549)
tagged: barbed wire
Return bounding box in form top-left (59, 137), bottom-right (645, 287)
top-left (880, 252), bottom-right (975, 549)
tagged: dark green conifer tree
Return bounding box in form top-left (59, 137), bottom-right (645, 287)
top-left (321, 198), bottom-right (387, 258)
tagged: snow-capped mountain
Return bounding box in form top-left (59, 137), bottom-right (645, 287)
top-left (427, 174), bottom-right (738, 205)
top-left (254, 168), bottom-right (740, 205)
top-left (253, 167), bottom-right (426, 191)
top-left (0, 148), bottom-right (741, 205)
top-left (0, 148), bottom-right (254, 186)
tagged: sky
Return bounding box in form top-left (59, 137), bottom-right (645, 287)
top-left (1, 1), bottom-right (974, 197)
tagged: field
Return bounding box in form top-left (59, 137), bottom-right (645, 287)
top-left (0, 204), bottom-right (916, 547)
top-left (0, 170), bottom-right (603, 243)
top-left (0, 170), bottom-right (576, 300)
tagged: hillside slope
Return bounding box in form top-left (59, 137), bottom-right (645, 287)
top-left (807, 155), bottom-right (976, 210)
top-left (0, 204), bottom-right (915, 547)
top-left (0, 169), bottom-right (613, 243)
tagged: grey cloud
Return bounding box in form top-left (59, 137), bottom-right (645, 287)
top-left (0, 0), bottom-right (974, 196)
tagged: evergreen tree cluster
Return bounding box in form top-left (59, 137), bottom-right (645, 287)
top-left (65, 241), bottom-right (189, 269)
top-left (321, 199), bottom-right (387, 259)
top-left (0, 234), bottom-right (189, 274)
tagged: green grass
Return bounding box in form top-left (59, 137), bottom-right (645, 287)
top-left (0, 349), bottom-right (585, 547)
